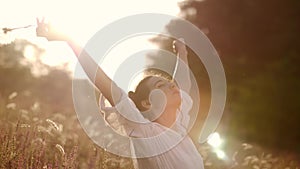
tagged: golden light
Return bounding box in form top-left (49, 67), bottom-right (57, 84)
top-left (207, 132), bottom-right (228, 160)
top-left (207, 132), bottom-right (223, 148)
top-left (1, 0), bottom-right (181, 72)
top-left (215, 150), bottom-right (226, 159)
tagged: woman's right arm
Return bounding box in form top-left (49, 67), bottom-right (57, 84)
top-left (36, 18), bottom-right (121, 106)
top-left (67, 40), bottom-right (122, 106)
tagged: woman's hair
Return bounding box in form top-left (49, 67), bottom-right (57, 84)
top-left (128, 68), bottom-right (172, 111)
top-left (128, 76), bottom-right (152, 111)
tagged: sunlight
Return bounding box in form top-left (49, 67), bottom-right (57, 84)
top-left (207, 132), bottom-right (228, 160)
top-left (2, 0), bottom-right (180, 44)
top-left (215, 149), bottom-right (226, 159)
top-left (99, 35), bottom-right (158, 77)
top-left (1, 0), bottom-right (181, 73)
top-left (41, 42), bottom-right (74, 67)
top-left (74, 34), bottom-right (159, 91)
top-left (207, 132), bottom-right (223, 148)
top-left (40, 0), bottom-right (181, 44)
top-left (24, 45), bottom-right (36, 61)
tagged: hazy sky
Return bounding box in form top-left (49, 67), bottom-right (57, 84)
top-left (0, 0), bottom-right (181, 80)
top-left (1, 0), bottom-right (180, 41)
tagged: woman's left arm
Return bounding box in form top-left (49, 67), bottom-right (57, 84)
top-left (172, 38), bottom-right (191, 93)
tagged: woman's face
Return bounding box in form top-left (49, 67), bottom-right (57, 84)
top-left (145, 76), bottom-right (181, 108)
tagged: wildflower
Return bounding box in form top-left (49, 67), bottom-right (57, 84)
top-left (20, 124), bottom-right (30, 128)
top-left (31, 102), bottom-right (40, 111)
top-left (251, 155), bottom-right (259, 164)
top-left (253, 165), bottom-right (259, 169)
top-left (8, 92), bottom-right (18, 100)
top-left (232, 151), bottom-right (238, 162)
top-left (55, 144), bottom-right (65, 156)
top-left (205, 161), bottom-right (212, 166)
top-left (242, 143), bottom-right (253, 150)
top-left (20, 109), bottom-right (30, 121)
top-left (33, 137), bottom-right (46, 146)
top-left (37, 126), bottom-right (48, 133)
top-left (6, 103), bottom-right (16, 109)
top-left (33, 117), bottom-right (39, 122)
top-left (46, 119), bottom-right (59, 131)
top-left (265, 153), bottom-right (272, 159)
top-left (19, 109), bottom-right (29, 114)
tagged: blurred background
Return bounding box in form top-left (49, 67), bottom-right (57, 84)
top-left (0, 0), bottom-right (299, 168)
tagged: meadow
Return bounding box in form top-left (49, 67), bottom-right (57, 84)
top-left (1, 90), bottom-right (298, 169)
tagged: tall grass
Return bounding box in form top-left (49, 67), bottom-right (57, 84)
top-left (0, 91), bottom-right (134, 169)
top-left (198, 142), bottom-right (299, 169)
top-left (0, 91), bottom-right (299, 168)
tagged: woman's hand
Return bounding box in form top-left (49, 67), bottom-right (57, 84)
top-left (172, 38), bottom-right (191, 92)
top-left (172, 38), bottom-right (188, 57)
top-left (36, 18), bottom-right (69, 41)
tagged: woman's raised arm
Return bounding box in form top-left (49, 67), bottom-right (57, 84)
top-left (36, 18), bottom-right (122, 106)
top-left (172, 38), bottom-right (191, 93)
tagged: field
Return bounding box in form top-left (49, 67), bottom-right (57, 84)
top-left (1, 91), bottom-right (299, 169)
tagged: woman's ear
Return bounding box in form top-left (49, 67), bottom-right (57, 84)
top-left (141, 100), bottom-right (151, 110)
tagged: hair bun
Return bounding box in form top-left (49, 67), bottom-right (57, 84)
top-left (128, 91), bottom-right (136, 100)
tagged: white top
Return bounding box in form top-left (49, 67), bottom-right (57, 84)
top-left (99, 89), bottom-right (204, 169)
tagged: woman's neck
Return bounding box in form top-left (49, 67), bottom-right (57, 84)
top-left (154, 106), bottom-right (178, 128)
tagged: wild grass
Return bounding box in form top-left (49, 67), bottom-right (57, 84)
top-left (0, 91), bottom-right (134, 169)
top-left (0, 91), bottom-right (299, 168)
top-left (198, 142), bottom-right (299, 169)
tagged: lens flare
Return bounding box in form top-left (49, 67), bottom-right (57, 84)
top-left (207, 132), bottom-right (222, 148)
top-left (215, 149), bottom-right (226, 159)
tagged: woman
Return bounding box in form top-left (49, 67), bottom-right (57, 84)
top-left (36, 18), bottom-right (204, 169)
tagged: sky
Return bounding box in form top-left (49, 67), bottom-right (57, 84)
top-left (0, 0), bottom-right (182, 79)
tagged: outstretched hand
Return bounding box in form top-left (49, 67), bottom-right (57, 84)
top-left (36, 18), bottom-right (68, 41)
top-left (173, 38), bottom-right (188, 56)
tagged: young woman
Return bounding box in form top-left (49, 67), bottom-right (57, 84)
top-left (36, 18), bottom-right (204, 169)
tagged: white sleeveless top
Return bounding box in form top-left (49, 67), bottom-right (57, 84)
top-left (99, 90), bottom-right (204, 169)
